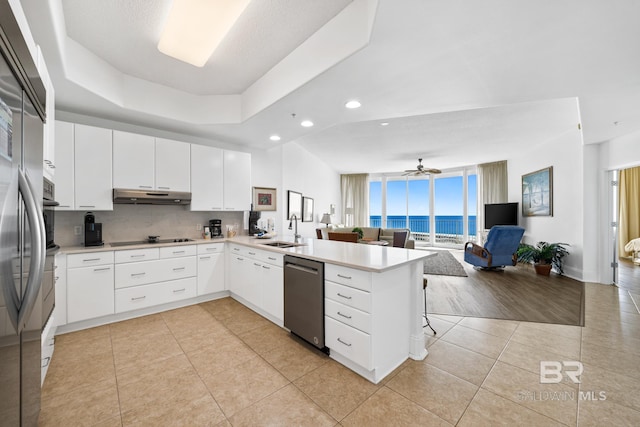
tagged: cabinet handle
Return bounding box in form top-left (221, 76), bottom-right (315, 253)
top-left (78, 205), bottom-right (95, 208)
top-left (58, 205), bottom-right (71, 208)
top-left (131, 272), bottom-right (146, 277)
top-left (83, 258), bottom-right (100, 262)
top-left (173, 288), bottom-right (186, 293)
top-left (54, 276), bottom-right (59, 281)
top-left (206, 247), bottom-right (218, 251)
top-left (337, 274), bottom-right (352, 280)
top-left (225, 208), bottom-right (234, 210)
top-left (172, 267), bottom-right (186, 271)
top-left (158, 186), bottom-right (170, 189)
top-left (139, 185), bottom-right (153, 189)
top-left (94, 267), bottom-right (110, 272)
top-left (212, 207), bottom-right (222, 210)
top-left (172, 250), bottom-right (185, 254)
top-left (41, 356), bottom-right (51, 368)
top-left (131, 296), bottom-right (146, 301)
top-left (337, 292), bottom-right (352, 300)
top-left (130, 254), bottom-right (146, 258)
top-left (337, 338), bottom-right (352, 347)
top-left (262, 265), bottom-right (271, 270)
top-left (248, 252), bottom-right (256, 256)
top-left (199, 256), bottom-right (211, 260)
top-left (268, 257), bottom-right (277, 261)
top-left (233, 248), bottom-right (240, 251)
top-left (253, 263), bottom-right (261, 267)
top-left (337, 311), bottom-right (352, 319)
top-left (236, 257), bottom-right (244, 261)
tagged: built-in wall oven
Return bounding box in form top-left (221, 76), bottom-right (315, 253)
top-left (43, 177), bottom-right (58, 249)
top-left (42, 177), bottom-right (59, 325)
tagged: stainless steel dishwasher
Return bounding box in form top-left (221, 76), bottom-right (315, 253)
top-left (284, 255), bottom-right (327, 351)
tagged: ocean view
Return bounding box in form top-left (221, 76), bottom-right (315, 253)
top-left (370, 215), bottom-right (477, 236)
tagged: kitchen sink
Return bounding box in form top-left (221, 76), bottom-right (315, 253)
top-left (261, 241), bottom-right (304, 248)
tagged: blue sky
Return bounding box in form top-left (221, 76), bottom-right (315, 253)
top-left (370, 175), bottom-right (477, 216)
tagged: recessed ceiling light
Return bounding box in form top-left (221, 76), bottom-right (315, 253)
top-left (158, 0), bottom-right (251, 67)
top-left (269, 135), bottom-right (281, 141)
top-left (345, 100), bottom-right (361, 109)
top-left (301, 120), bottom-right (314, 127)
top-left (380, 122), bottom-right (389, 126)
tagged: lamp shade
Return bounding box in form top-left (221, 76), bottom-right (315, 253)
top-left (320, 213), bottom-right (332, 226)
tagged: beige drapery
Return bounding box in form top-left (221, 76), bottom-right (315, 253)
top-left (618, 166), bottom-right (640, 257)
top-left (477, 160), bottom-right (508, 234)
top-left (340, 174), bottom-right (369, 227)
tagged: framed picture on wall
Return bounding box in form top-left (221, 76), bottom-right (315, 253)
top-left (302, 197), bottom-right (314, 222)
top-left (252, 187), bottom-right (277, 211)
top-left (287, 190), bottom-right (302, 220)
top-left (522, 166), bottom-right (553, 216)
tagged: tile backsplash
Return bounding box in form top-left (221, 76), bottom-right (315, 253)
top-left (54, 205), bottom-right (245, 247)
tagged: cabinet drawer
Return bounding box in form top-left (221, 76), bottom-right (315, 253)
top-left (67, 251), bottom-right (114, 268)
top-left (115, 257), bottom-right (196, 289)
top-left (325, 281), bottom-right (371, 313)
top-left (325, 316), bottom-right (371, 369)
top-left (325, 298), bottom-right (371, 334)
top-left (325, 264), bottom-right (371, 292)
top-left (115, 277), bottom-right (196, 313)
top-left (160, 245), bottom-right (197, 259)
top-left (256, 250), bottom-right (283, 267)
top-left (114, 248), bottom-right (159, 263)
top-left (197, 243), bottom-right (224, 255)
top-left (228, 244), bottom-right (248, 256)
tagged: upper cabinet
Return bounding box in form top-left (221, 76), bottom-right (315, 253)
top-left (74, 124), bottom-right (113, 211)
top-left (223, 150), bottom-right (251, 211)
top-left (53, 121), bottom-right (74, 210)
top-left (112, 131), bottom-right (155, 190)
top-left (190, 144), bottom-right (223, 211)
top-left (38, 48), bottom-right (55, 180)
top-left (113, 132), bottom-right (190, 192)
top-left (155, 138), bottom-right (190, 192)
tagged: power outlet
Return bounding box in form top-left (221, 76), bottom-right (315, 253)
top-left (196, 223), bottom-right (202, 231)
top-left (74, 225), bottom-right (82, 235)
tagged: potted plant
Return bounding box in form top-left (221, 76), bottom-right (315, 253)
top-left (351, 227), bottom-right (364, 239)
top-left (516, 242), bottom-right (570, 276)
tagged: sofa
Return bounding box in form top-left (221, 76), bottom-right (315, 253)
top-left (319, 226), bottom-right (415, 249)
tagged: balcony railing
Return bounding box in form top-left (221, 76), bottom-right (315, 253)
top-left (369, 216), bottom-right (477, 245)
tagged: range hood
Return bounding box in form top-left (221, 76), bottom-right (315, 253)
top-left (113, 188), bottom-right (191, 205)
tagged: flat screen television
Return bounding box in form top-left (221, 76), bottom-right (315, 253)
top-left (484, 202), bottom-right (518, 229)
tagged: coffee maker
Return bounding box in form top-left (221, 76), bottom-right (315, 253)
top-left (248, 211), bottom-right (261, 235)
top-left (209, 219), bottom-right (222, 238)
top-left (84, 212), bottom-right (104, 246)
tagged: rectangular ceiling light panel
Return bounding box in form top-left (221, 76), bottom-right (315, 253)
top-left (158, 0), bottom-right (251, 67)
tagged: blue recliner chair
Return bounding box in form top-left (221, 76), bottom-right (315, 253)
top-left (464, 226), bottom-right (525, 269)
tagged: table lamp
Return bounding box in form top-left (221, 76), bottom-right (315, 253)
top-left (320, 213), bottom-right (332, 227)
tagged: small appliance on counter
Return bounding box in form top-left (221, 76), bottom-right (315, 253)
top-left (248, 210), bottom-right (261, 235)
top-left (84, 211), bottom-right (104, 246)
top-left (209, 219), bottom-right (222, 238)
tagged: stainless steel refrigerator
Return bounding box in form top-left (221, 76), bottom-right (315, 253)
top-left (0, 1), bottom-right (48, 424)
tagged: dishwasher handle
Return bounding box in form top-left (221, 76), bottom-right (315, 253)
top-left (285, 262), bottom-right (319, 275)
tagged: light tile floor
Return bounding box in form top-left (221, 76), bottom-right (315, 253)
top-left (40, 283), bottom-right (640, 426)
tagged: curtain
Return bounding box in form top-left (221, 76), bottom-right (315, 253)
top-left (618, 166), bottom-right (640, 257)
top-left (341, 174), bottom-right (369, 227)
top-left (477, 160), bottom-right (508, 236)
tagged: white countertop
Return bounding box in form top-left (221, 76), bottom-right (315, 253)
top-left (60, 235), bottom-right (436, 272)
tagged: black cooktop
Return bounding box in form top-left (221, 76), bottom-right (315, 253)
top-left (110, 238), bottom-right (194, 247)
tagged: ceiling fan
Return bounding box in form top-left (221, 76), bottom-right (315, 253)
top-left (403, 158), bottom-right (441, 176)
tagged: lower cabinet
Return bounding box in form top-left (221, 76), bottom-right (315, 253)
top-left (227, 244), bottom-right (283, 322)
top-left (67, 252), bottom-right (115, 323)
top-left (197, 243), bottom-right (225, 295)
top-left (115, 277), bottom-right (196, 312)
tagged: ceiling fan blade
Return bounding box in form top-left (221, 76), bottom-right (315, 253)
top-left (424, 168), bottom-right (442, 174)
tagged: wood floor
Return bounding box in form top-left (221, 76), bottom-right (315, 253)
top-left (426, 250), bottom-right (585, 326)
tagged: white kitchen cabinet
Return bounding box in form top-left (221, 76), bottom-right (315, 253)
top-left (223, 150), bottom-right (251, 211)
top-left (53, 252), bottom-right (67, 327)
top-left (38, 48), bottom-right (55, 181)
top-left (228, 250), bottom-right (252, 303)
top-left (74, 124), bottom-right (113, 210)
top-left (155, 138), bottom-right (190, 192)
top-left (112, 131), bottom-right (155, 190)
top-left (67, 252), bottom-right (114, 323)
top-left (197, 243), bottom-right (225, 295)
top-left (190, 144), bottom-right (223, 211)
top-left (260, 261), bottom-right (283, 322)
top-left (53, 121), bottom-right (74, 210)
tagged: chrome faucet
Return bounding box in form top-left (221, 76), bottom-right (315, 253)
top-left (288, 214), bottom-right (300, 242)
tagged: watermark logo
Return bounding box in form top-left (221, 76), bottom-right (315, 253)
top-left (540, 361), bottom-right (583, 384)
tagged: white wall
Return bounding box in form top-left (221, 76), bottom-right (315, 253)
top-left (507, 127), bottom-right (585, 281)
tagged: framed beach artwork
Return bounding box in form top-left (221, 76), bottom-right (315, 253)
top-left (252, 187), bottom-right (276, 211)
top-left (302, 197), bottom-right (314, 222)
top-left (287, 190), bottom-right (302, 220)
top-left (522, 166), bottom-right (553, 216)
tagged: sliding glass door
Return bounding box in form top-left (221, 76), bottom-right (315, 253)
top-left (369, 167), bottom-right (477, 248)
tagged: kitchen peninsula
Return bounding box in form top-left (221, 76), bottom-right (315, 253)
top-left (55, 236), bottom-right (436, 384)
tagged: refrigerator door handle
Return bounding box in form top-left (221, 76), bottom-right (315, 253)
top-left (16, 169), bottom-right (46, 332)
